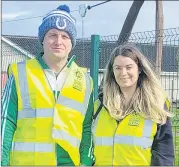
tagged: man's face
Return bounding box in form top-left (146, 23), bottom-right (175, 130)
top-left (43, 29), bottom-right (72, 61)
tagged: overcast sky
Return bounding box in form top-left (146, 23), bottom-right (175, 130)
top-left (2, 1), bottom-right (179, 38)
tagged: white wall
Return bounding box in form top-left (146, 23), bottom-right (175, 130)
top-left (2, 41), bottom-right (29, 72)
top-left (92, 70), bottom-right (179, 102)
top-left (160, 72), bottom-right (179, 102)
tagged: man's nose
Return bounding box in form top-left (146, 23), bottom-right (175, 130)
top-left (55, 35), bottom-right (63, 45)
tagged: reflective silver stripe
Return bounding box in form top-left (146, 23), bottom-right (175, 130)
top-left (57, 72), bottom-right (91, 116)
top-left (52, 129), bottom-right (80, 148)
top-left (94, 136), bottom-right (153, 149)
top-left (17, 62), bottom-right (54, 120)
top-left (12, 142), bottom-right (54, 152)
top-left (114, 135), bottom-right (153, 148)
top-left (57, 96), bottom-right (86, 116)
top-left (17, 62), bottom-right (31, 109)
top-left (18, 108), bottom-right (54, 119)
top-left (94, 137), bottom-right (113, 146)
top-left (93, 113), bottom-right (153, 149)
top-left (83, 73), bottom-right (91, 115)
top-left (142, 119), bottom-right (153, 137)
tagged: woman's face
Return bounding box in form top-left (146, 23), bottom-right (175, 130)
top-left (113, 55), bottom-right (139, 89)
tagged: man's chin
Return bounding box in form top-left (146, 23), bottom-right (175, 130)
top-left (51, 54), bottom-right (69, 62)
top-left (53, 53), bottom-right (65, 58)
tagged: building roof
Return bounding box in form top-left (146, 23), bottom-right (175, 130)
top-left (2, 36), bottom-right (35, 58)
top-left (3, 35), bottom-right (42, 57)
top-left (2, 35), bottom-right (178, 72)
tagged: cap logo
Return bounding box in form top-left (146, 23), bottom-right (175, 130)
top-left (56, 18), bottom-right (67, 29)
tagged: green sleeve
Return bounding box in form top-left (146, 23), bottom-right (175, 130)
top-left (80, 92), bottom-right (95, 166)
top-left (1, 74), bottom-right (18, 166)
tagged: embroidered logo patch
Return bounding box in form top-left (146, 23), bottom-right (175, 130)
top-left (73, 79), bottom-right (82, 91)
top-left (56, 18), bottom-right (67, 29)
top-left (128, 114), bottom-right (140, 126)
top-left (73, 69), bottom-right (83, 91)
top-left (74, 69), bottom-right (83, 80)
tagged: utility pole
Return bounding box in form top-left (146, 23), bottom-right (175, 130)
top-left (155, 0), bottom-right (164, 74)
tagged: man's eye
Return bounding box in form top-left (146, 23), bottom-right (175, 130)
top-left (62, 35), bottom-right (70, 39)
top-left (49, 34), bottom-right (56, 37)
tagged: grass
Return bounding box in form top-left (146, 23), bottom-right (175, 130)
top-left (171, 107), bottom-right (179, 165)
top-left (172, 126), bottom-right (179, 165)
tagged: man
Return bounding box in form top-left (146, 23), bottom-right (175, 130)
top-left (1, 5), bottom-right (95, 166)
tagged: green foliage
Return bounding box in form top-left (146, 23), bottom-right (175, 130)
top-left (172, 107), bottom-right (179, 165)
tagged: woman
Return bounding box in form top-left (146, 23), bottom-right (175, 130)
top-left (92, 44), bottom-right (174, 166)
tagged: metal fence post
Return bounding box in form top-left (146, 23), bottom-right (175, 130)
top-left (90, 34), bottom-right (100, 101)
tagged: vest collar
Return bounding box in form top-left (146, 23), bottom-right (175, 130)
top-left (36, 54), bottom-right (76, 70)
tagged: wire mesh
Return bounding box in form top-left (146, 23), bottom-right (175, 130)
top-left (1, 27), bottom-right (179, 165)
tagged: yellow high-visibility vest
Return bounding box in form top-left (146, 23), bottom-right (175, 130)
top-left (9, 58), bottom-right (92, 166)
top-left (93, 100), bottom-right (158, 166)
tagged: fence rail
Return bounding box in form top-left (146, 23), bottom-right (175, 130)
top-left (2, 27), bottom-right (179, 165)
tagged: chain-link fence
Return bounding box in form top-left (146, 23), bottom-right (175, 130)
top-left (1, 27), bottom-right (179, 165)
top-left (71, 27), bottom-right (179, 165)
